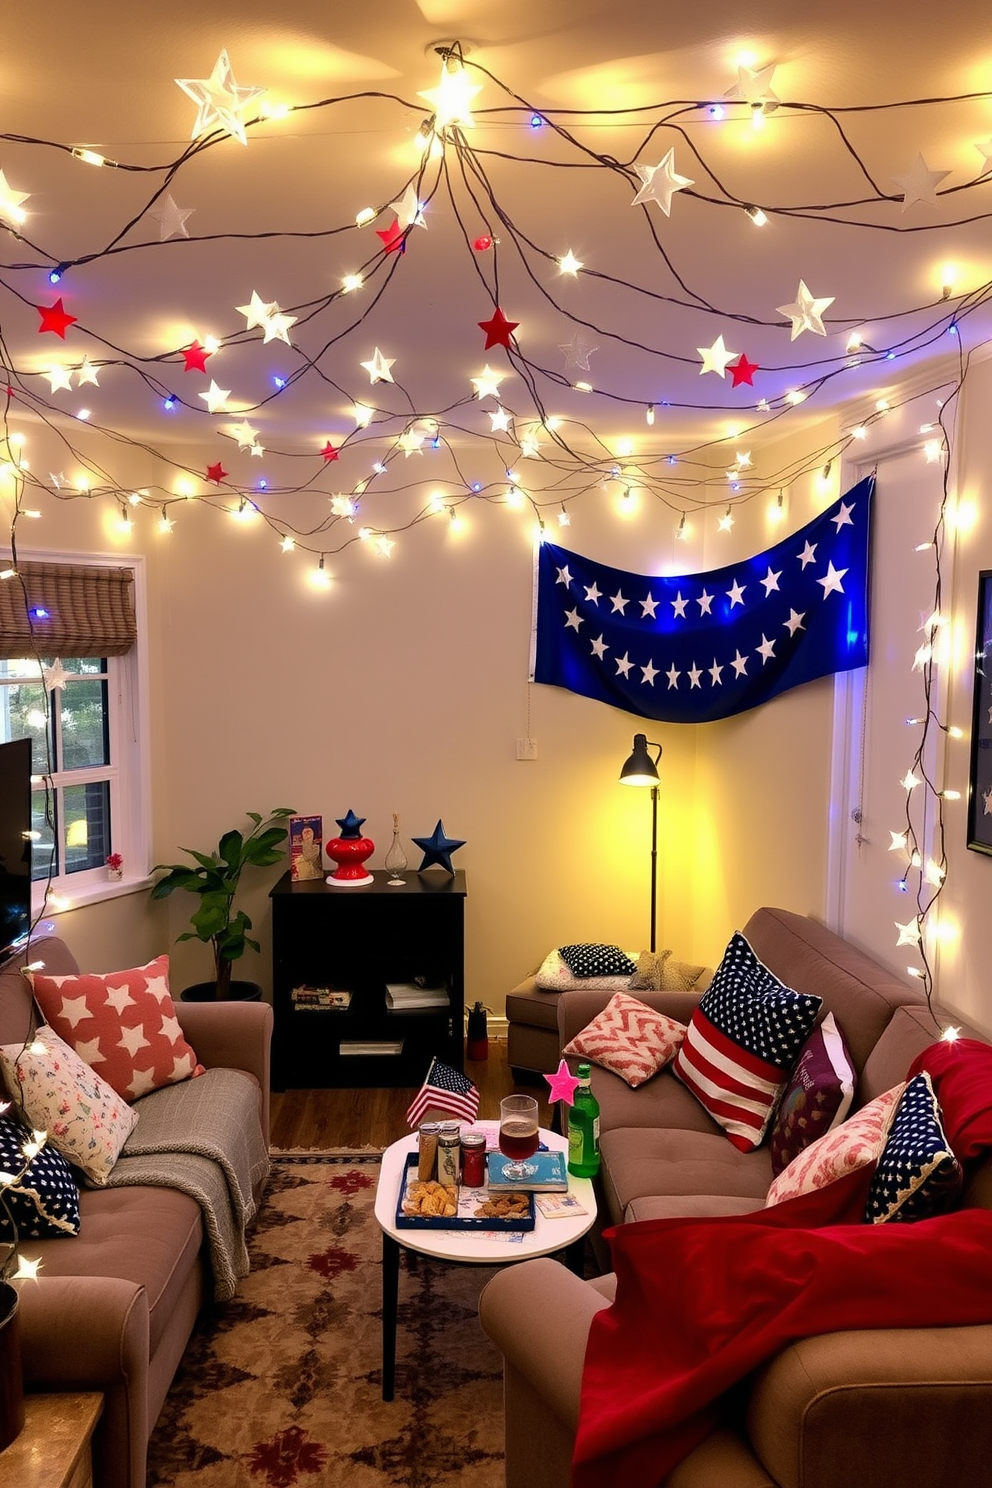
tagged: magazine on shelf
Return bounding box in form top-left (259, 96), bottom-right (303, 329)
top-left (486, 1150), bottom-right (569, 1192)
top-left (289, 816), bottom-right (324, 882)
top-left (292, 985), bottom-right (352, 1010)
top-left (385, 982), bottom-right (449, 1010)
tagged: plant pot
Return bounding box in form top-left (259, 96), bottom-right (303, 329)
top-left (180, 981), bottom-right (263, 1003)
top-left (0, 1280), bottom-right (25, 1451)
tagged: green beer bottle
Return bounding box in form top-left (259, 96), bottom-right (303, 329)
top-left (567, 1062), bottom-right (601, 1177)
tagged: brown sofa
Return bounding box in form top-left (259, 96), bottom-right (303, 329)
top-left (0, 936), bottom-right (272, 1488)
top-left (480, 906), bottom-right (992, 1487)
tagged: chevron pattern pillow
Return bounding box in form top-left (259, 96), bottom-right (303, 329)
top-left (563, 991), bottom-right (687, 1087)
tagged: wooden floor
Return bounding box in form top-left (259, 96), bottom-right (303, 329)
top-left (269, 1039), bottom-right (553, 1149)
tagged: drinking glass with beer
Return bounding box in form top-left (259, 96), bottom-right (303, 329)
top-left (498, 1094), bottom-right (540, 1179)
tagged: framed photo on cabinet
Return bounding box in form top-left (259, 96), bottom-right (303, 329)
top-left (967, 571), bottom-right (992, 854)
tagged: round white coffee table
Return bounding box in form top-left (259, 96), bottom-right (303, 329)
top-left (374, 1127), bottom-right (597, 1400)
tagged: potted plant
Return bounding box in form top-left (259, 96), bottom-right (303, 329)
top-left (151, 808), bottom-right (297, 1000)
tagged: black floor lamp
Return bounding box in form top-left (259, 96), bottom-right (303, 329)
top-left (618, 733), bottom-right (662, 953)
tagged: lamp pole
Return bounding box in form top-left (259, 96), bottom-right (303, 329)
top-left (618, 733), bottom-right (663, 955)
top-left (649, 782), bottom-right (658, 955)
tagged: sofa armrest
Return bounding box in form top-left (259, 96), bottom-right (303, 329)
top-left (480, 1259), bottom-right (615, 1428)
top-left (176, 1000), bottom-right (273, 1142)
top-left (19, 1275), bottom-right (150, 1488)
top-left (747, 1324), bottom-right (992, 1488)
top-left (558, 988), bottom-right (704, 1047)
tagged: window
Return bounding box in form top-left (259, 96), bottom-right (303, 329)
top-left (0, 556), bottom-right (148, 903)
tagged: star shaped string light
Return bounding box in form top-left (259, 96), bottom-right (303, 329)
top-left (199, 381), bottom-right (231, 414)
top-left (388, 184), bottom-right (426, 229)
top-left (776, 280), bottom-right (834, 339)
top-left (260, 307), bottom-right (296, 345)
top-left (559, 329), bottom-right (598, 373)
top-left (558, 250), bottom-right (583, 276)
top-left (697, 335), bottom-right (737, 377)
top-left (489, 406), bottom-right (513, 433)
top-left (361, 348), bottom-right (395, 384)
top-left (893, 153), bottom-right (951, 211)
top-left (228, 420), bottom-right (259, 450)
top-left (412, 820), bottom-right (466, 874)
top-left (206, 462), bottom-right (228, 483)
top-left (237, 291), bottom-right (277, 330)
top-left (321, 443), bottom-right (340, 463)
top-left (418, 60), bottom-right (481, 131)
top-left (182, 341), bottom-right (210, 374)
top-left (895, 918), bottom-right (922, 947)
top-left (725, 61), bottom-right (779, 108)
top-left (630, 148), bottom-right (694, 214)
top-left (43, 659), bottom-right (69, 692)
top-left (175, 50), bottom-right (266, 147)
top-left (478, 308), bottom-right (519, 350)
top-left (376, 218), bottom-right (406, 254)
top-left (545, 1058), bottom-right (581, 1106)
top-left (470, 365), bottom-right (506, 399)
top-left (45, 366), bottom-right (73, 393)
top-left (37, 298), bottom-right (77, 338)
top-left (330, 495), bottom-right (356, 517)
top-left (0, 170), bottom-right (29, 225)
top-left (149, 193), bottom-right (193, 240)
top-left (975, 140), bottom-right (992, 178)
top-left (730, 353), bottom-right (759, 387)
top-left (76, 357), bottom-right (100, 387)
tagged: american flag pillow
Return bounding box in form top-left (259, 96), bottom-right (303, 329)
top-left (864, 1072), bottom-right (963, 1224)
top-left (672, 932), bottom-right (822, 1151)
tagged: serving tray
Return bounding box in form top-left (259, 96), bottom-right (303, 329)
top-left (394, 1153), bottom-right (536, 1231)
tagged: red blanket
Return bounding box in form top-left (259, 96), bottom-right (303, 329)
top-left (573, 1045), bottom-right (992, 1488)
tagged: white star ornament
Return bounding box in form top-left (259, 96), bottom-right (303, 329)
top-left (150, 194), bottom-right (194, 241)
top-left (893, 153), bottom-right (951, 211)
top-left (725, 63), bottom-right (779, 108)
top-left (361, 348), bottom-right (395, 385)
top-left (697, 335), bottom-right (737, 377)
top-left (776, 280), bottom-right (834, 340)
top-left (389, 185), bottom-right (426, 230)
top-left (175, 50), bottom-right (266, 147)
top-left (0, 169), bottom-right (29, 225)
top-left (631, 149), bottom-right (694, 215)
top-left (237, 291), bottom-right (277, 331)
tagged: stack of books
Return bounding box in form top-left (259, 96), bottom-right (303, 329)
top-left (385, 982), bottom-right (449, 1010)
top-left (486, 1150), bottom-right (569, 1192)
top-left (291, 985), bottom-right (351, 1011)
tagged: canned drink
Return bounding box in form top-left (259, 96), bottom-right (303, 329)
top-left (437, 1121), bottom-right (461, 1187)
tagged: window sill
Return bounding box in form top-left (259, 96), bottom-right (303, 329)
top-left (32, 874), bottom-right (156, 919)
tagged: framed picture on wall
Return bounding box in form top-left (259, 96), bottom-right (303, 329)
top-left (967, 571), bottom-right (992, 854)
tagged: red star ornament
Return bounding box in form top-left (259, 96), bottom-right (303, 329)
top-left (321, 442), bottom-right (340, 463)
top-left (206, 462), bottom-right (228, 484)
top-left (37, 298), bottom-right (77, 338)
top-left (183, 341), bottom-right (211, 373)
top-left (375, 218), bottom-right (406, 254)
top-left (478, 307), bottom-right (519, 350)
top-left (730, 353), bottom-right (759, 387)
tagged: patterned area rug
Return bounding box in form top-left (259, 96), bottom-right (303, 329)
top-left (146, 1153), bottom-right (505, 1488)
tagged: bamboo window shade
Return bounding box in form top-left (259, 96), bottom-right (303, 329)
top-left (0, 562), bottom-right (136, 658)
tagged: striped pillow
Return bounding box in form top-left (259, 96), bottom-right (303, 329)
top-left (672, 932), bottom-right (821, 1151)
top-left (563, 992), bottom-right (686, 1087)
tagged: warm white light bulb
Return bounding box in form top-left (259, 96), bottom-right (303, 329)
top-left (280, 536), bottom-right (295, 552)
top-left (341, 274), bottom-right (364, 294)
top-left (355, 207), bottom-right (376, 227)
top-left (352, 403), bottom-right (374, 428)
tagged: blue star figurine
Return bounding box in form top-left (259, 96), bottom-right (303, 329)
top-left (335, 809), bottom-right (367, 840)
top-left (412, 819), bottom-right (465, 874)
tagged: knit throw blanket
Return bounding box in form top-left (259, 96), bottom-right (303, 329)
top-left (102, 1067), bottom-right (270, 1301)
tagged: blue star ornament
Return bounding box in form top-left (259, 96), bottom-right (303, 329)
top-left (412, 820), bottom-right (465, 874)
top-left (335, 809), bottom-right (367, 840)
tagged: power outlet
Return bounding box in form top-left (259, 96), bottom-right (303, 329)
top-left (515, 737), bottom-right (538, 760)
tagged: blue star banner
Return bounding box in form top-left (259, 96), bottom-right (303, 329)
top-left (531, 475), bottom-right (873, 724)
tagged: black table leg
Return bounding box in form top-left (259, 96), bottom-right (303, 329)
top-left (381, 1232), bottom-right (400, 1401)
top-left (563, 1236), bottom-right (585, 1276)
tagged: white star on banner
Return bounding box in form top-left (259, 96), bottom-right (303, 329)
top-left (666, 664), bottom-right (680, 688)
top-left (697, 590), bottom-right (713, 615)
top-left (565, 609), bottom-right (583, 631)
top-left (784, 609), bottom-right (806, 636)
top-left (630, 149), bottom-right (694, 215)
top-left (798, 541), bottom-right (817, 568)
top-left (709, 660), bottom-right (724, 685)
top-left (732, 651), bottom-right (749, 677)
top-left (610, 590), bottom-right (628, 614)
top-left (672, 593), bottom-right (688, 618)
top-left (757, 635), bottom-right (776, 663)
top-left (590, 635), bottom-right (608, 660)
top-left (776, 280), bottom-right (834, 339)
top-left (641, 660), bottom-right (659, 686)
top-left (641, 593), bottom-right (659, 618)
top-left (687, 663), bottom-right (702, 689)
top-left (817, 562), bottom-right (848, 596)
top-left (831, 502), bottom-right (855, 530)
top-left (616, 653), bottom-right (633, 677)
top-left (761, 567), bottom-right (782, 595)
top-left (556, 566), bottom-right (572, 587)
top-left (584, 583), bottom-right (602, 604)
top-left (726, 580), bottom-right (746, 607)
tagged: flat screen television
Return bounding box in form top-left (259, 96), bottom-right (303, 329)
top-left (0, 736), bottom-right (32, 967)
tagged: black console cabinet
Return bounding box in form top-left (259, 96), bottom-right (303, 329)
top-left (269, 869), bottom-right (467, 1089)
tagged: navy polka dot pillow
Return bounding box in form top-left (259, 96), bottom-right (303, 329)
top-left (865, 1071), bottom-right (963, 1224)
top-left (0, 1113), bottom-right (80, 1239)
top-left (558, 944), bottom-right (637, 979)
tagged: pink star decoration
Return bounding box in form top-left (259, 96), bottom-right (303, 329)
top-left (545, 1057), bottom-right (581, 1106)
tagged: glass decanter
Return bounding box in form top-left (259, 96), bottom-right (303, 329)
top-left (384, 813), bottom-right (408, 885)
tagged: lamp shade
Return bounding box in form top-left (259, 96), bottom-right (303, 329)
top-left (619, 733), bottom-right (661, 787)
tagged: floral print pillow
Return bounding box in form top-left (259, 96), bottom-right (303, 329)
top-left (0, 1025), bottom-right (137, 1185)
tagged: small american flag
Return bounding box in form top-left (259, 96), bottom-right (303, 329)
top-left (405, 1056), bottom-right (480, 1129)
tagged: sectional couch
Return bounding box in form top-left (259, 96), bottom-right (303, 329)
top-left (0, 936), bottom-right (272, 1488)
top-left (480, 906), bottom-right (992, 1488)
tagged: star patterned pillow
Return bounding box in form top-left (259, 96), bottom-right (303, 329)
top-left (558, 944), bottom-right (637, 979)
top-left (0, 1112), bottom-right (80, 1239)
top-left (26, 954), bottom-right (204, 1102)
top-left (864, 1071), bottom-right (963, 1224)
top-left (672, 931), bottom-right (821, 1151)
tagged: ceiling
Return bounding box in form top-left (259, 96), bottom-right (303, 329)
top-left (0, 0), bottom-right (987, 547)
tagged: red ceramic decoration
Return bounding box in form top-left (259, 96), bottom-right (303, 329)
top-left (325, 833), bottom-right (375, 886)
